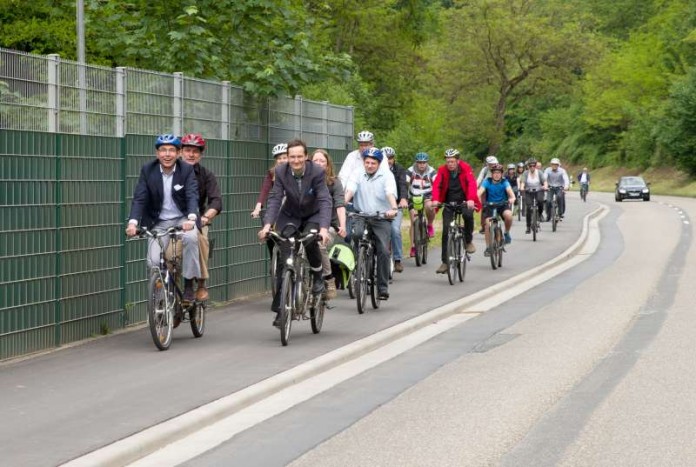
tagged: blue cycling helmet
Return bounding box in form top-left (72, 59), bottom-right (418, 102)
top-left (155, 134), bottom-right (181, 149)
top-left (415, 152), bottom-right (429, 162)
top-left (361, 147), bottom-right (383, 162)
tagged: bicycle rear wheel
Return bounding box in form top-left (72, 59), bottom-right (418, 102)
top-left (189, 302), bottom-right (205, 338)
top-left (355, 246), bottom-right (368, 314)
top-left (446, 234), bottom-right (457, 285)
top-left (279, 269), bottom-right (294, 346)
top-left (147, 272), bottom-right (174, 351)
top-left (413, 216), bottom-right (423, 267)
top-left (370, 256), bottom-right (381, 309)
top-left (310, 296), bottom-right (324, 334)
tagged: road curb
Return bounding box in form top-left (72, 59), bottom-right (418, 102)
top-left (62, 204), bottom-right (609, 467)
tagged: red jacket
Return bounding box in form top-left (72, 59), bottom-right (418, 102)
top-left (432, 160), bottom-right (481, 211)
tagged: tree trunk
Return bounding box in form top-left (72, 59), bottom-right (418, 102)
top-left (489, 88), bottom-right (508, 156)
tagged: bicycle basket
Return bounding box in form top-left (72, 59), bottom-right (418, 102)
top-left (412, 195), bottom-right (424, 210)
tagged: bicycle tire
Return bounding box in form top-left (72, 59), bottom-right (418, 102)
top-left (456, 237), bottom-right (465, 282)
top-left (489, 222), bottom-right (498, 270)
top-left (447, 233), bottom-right (457, 285)
top-left (551, 197), bottom-right (558, 232)
top-left (532, 207), bottom-right (538, 242)
top-left (310, 296), bottom-right (324, 334)
top-left (189, 302), bottom-right (205, 338)
top-left (370, 255), bottom-right (381, 309)
top-left (413, 216), bottom-right (423, 267)
top-left (496, 226), bottom-right (504, 268)
top-left (347, 271), bottom-right (356, 299)
top-left (279, 269), bottom-right (294, 346)
top-left (147, 271), bottom-right (173, 351)
top-left (355, 246), bottom-right (368, 314)
top-left (270, 244), bottom-right (280, 297)
top-left (421, 215), bottom-right (429, 265)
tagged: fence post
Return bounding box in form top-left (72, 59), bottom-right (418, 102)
top-left (294, 95), bottom-right (303, 140)
top-left (115, 67), bottom-right (126, 138)
top-left (47, 54), bottom-right (60, 133)
top-left (221, 81), bottom-right (230, 140)
top-left (78, 62), bottom-right (88, 134)
top-left (173, 72), bottom-right (184, 135)
top-left (322, 101), bottom-right (329, 149)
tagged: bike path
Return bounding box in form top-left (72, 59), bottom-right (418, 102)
top-left (0, 197), bottom-right (597, 467)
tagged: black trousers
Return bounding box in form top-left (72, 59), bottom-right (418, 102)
top-left (441, 207), bottom-right (474, 264)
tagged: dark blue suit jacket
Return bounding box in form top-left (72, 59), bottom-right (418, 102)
top-left (263, 161), bottom-right (331, 231)
top-left (128, 159), bottom-right (199, 229)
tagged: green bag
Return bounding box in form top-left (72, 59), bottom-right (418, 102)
top-left (329, 243), bottom-right (355, 288)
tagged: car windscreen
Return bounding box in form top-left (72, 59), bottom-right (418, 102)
top-left (621, 177), bottom-right (645, 186)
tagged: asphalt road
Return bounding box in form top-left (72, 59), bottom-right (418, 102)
top-left (1, 191), bottom-right (624, 466)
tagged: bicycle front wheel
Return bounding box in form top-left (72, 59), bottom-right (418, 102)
top-left (420, 216), bottom-right (429, 265)
top-left (446, 233), bottom-right (457, 285)
top-left (531, 208), bottom-right (538, 242)
top-left (270, 244), bottom-right (280, 297)
top-left (310, 296), bottom-right (325, 334)
top-left (489, 225), bottom-right (498, 271)
top-left (355, 246), bottom-right (368, 314)
top-left (413, 216), bottom-right (423, 267)
top-left (190, 302), bottom-right (205, 338)
top-left (551, 200), bottom-right (558, 232)
top-left (456, 237), bottom-right (465, 282)
top-left (279, 269), bottom-right (294, 346)
top-left (496, 227), bottom-right (504, 268)
top-left (147, 271), bottom-right (174, 351)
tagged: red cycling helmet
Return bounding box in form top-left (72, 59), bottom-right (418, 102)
top-left (181, 133), bottom-right (206, 152)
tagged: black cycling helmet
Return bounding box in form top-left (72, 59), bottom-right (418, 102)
top-left (526, 158), bottom-right (537, 167)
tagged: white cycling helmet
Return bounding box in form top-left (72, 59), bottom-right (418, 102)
top-left (444, 148), bottom-right (460, 158)
top-left (485, 155), bottom-right (499, 164)
top-left (272, 143), bottom-right (288, 157)
top-left (550, 157), bottom-right (561, 165)
top-left (382, 146), bottom-right (396, 157)
top-left (356, 130), bottom-right (374, 143)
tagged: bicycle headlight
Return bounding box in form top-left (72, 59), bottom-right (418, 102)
top-left (286, 258), bottom-right (293, 267)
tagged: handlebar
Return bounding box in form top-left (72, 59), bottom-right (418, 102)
top-left (441, 202), bottom-right (473, 212)
top-left (131, 226), bottom-right (184, 239)
top-left (267, 229), bottom-right (318, 244)
top-left (348, 211), bottom-right (388, 220)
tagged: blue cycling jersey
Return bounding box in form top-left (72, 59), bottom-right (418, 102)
top-left (481, 178), bottom-right (510, 204)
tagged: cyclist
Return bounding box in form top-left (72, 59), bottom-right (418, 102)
top-left (432, 148), bottom-right (480, 274)
top-left (476, 155), bottom-right (499, 232)
top-left (544, 157), bottom-right (570, 220)
top-left (518, 158), bottom-right (548, 234)
top-left (344, 147), bottom-right (399, 300)
top-left (384, 146), bottom-right (409, 273)
top-left (577, 167), bottom-right (591, 197)
top-left (180, 133), bottom-right (222, 303)
top-left (515, 161), bottom-right (525, 178)
top-left (258, 139), bottom-right (332, 327)
top-left (125, 134), bottom-right (201, 302)
top-left (407, 152), bottom-right (437, 255)
top-left (311, 148), bottom-right (347, 300)
top-left (478, 163), bottom-right (516, 255)
top-left (338, 130), bottom-right (391, 188)
top-left (251, 143), bottom-right (288, 219)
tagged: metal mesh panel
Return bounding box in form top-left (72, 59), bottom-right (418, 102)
top-left (183, 77), bottom-right (225, 139)
top-left (125, 68), bottom-right (176, 136)
top-left (0, 48), bottom-right (50, 132)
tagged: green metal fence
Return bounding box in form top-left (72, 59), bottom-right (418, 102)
top-left (0, 47), bottom-right (354, 360)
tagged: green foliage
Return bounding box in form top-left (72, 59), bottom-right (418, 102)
top-left (659, 67), bottom-right (696, 175)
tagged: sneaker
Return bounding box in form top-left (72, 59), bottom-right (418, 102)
top-left (525, 228), bottom-right (531, 234)
top-left (272, 312), bottom-right (282, 328)
top-left (394, 261), bottom-right (404, 273)
top-left (504, 233), bottom-right (511, 244)
top-left (409, 246), bottom-right (416, 257)
top-left (173, 313), bottom-right (182, 329)
top-left (465, 243), bottom-right (476, 254)
top-left (484, 247), bottom-right (491, 257)
top-left (378, 291), bottom-right (389, 300)
top-left (325, 279), bottom-right (337, 300)
top-left (427, 224), bottom-right (435, 238)
top-left (436, 263), bottom-right (448, 274)
top-left (183, 287), bottom-right (195, 303)
top-left (312, 276), bottom-right (325, 295)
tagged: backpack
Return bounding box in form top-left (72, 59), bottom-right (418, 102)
top-left (329, 243), bottom-right (355, 288)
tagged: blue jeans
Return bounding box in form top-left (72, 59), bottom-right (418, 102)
top-left (390, 209), bottom-right (403, 261)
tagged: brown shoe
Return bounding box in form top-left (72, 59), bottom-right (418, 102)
top-left (436, 263), bottom-right (448, 274)
top-left (394, 261), bottom-right (404, 273)
top-left (465, 243), bottom-right (476, 254)
top-left (195, 287), bottom-right (209, 302)
top-left (173, 313), bottom-right (182, 329)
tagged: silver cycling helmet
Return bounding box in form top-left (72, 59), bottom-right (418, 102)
top-left (356, 131), bottom-right (374, 143)
top-left (272, 143), bottom-right (288, 157)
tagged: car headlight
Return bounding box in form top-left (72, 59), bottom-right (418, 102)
top-left (642, 188), bottom-right (649, 193)
top-left (619, 189), bottom-right (626, 194)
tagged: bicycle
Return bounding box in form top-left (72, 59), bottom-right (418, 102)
top-left (484, 202), bottom-right (508, 270)
top-left (442, 202), bottom-right (472, 285)
top-left (548, 186), bottom-right (563, 233)
top-left (513, 188), bottom-right (522, 221)
top-left (410, 195), bottom-right (429, 267)
top-left (349, 212), bottom-right (387, 314)
top-left (268, 227), bottom-right (325, 346)
top-left (526, 189), bottom-right (542, 242)
top-left (135, 226), bottom-right (206, 351)
top-left (580, 182), bottom-right (589, 202)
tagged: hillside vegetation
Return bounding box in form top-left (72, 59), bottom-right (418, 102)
top-left (2, 0), bottom-right (696, 175)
